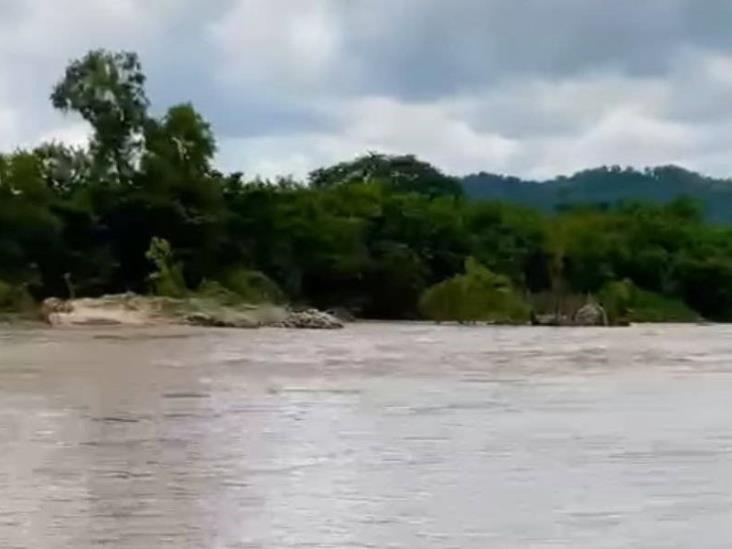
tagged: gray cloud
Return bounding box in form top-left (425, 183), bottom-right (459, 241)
top-left (264, 0), bottom-right (732, 98)
top-left (1, 0), bottom-right (732, 179)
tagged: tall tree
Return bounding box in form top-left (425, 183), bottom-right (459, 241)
top-left (51, 49), bottom-right (149, 183)
top-left (142, 103), bottom-right (216, 180)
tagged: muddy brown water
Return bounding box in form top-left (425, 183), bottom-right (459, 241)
top-left (2, 323), bottom-right (732, 548)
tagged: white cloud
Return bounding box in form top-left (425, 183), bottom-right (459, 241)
top-left (0, 0), bottom-right (218, 153)
top-left (0, 107), bottom-right (18, 151)
top-left (209, 0), bottom-right (344, 92)
top-left (33, 122), bottom-right (92, 150)
top-left (213, 68), bottom-right (704, 180)
top-left (525, 109), bottom-right (699, 179)
top-left (217, 95), bottom-right (519, 179)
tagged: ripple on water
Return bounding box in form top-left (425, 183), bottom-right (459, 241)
top-left (1, 323), bottom-right (732, 548)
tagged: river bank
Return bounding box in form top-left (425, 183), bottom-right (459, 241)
top-left (38, 294), bottom-right (344, 330)
top-left (0, 290), bottom-right (707, 330)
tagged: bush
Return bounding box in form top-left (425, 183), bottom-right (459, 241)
top-left (195, 280), bottom-right (244, 306)
top-left (146, 237), bottom-right (187, 298)
top-left (599, 279), bottom-right (699, 323)
top-left (217, 268), bottom-right (285, 304)
top-left (419, 258), bottom-right (530, 323)
top-left (597, 279), bottom-right (634, 323)
top-left (0, 280), bottom-right (33, 312)
top-left (628, 289), bottom-right (699, 322)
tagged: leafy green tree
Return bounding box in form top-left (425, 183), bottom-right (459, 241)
top-left (674, 254), bottom-right (732, 320)
top-left (51, 49), bottom-right (149, 182)
top-left (310, 153), bottom-right (464, 198)
top-left (363, 242), bottom-right (427, 318)
top-left (85, 102), bottom-right (227, 292)
top-left (0, 151), bottom-right (60, 288)
top-left (142, 103), bottom-right (216, 179)
top-left (465, 201), bottom-right (547, 289)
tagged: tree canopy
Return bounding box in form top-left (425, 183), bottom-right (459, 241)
top-left (3, 49), bottom-right (732, 322)
top-left (51, 49), bottom-right (149, 183)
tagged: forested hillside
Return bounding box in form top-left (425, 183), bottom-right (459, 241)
top-left (462, 166), bottom-right (732, 222)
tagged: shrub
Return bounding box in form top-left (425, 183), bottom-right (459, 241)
top-left (195, 280), bottom-right (244, 306)
top-left (597, 279), bottom-right (634, 323)
top-left (0, 280), bottom-right (33, 312)
top-left (419, 258), bottom-right (530, 323)
top-left (599, 279), bottom-right (699, 323)
top-left (218, 268), bottom-right (285, 304)
top-left (145, 237), bottom-right (187, 298)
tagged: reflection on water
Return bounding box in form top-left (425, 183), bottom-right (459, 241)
top-left (3, 323), bottom-right (732, 547)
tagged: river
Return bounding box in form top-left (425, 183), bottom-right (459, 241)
top-left (2, 323), bottom-right (732, 548)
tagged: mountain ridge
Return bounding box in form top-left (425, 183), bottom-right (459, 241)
top-left (461, 165), bottom-right (732, 222)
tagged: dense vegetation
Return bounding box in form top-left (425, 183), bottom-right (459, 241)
top-left (2, 50), bottom-right (732, 322)
top-left (419, 258), bottom-right (530, 324)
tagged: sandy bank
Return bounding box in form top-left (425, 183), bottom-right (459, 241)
top-left (41, 294), bottom-right (343, 330)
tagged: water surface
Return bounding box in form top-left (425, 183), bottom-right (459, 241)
top-left (2, 323), bottom-right (732, 548)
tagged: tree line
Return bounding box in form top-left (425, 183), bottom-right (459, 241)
top-left (2, 49), bottom-right (732, 321)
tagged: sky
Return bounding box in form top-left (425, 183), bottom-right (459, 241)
top-left (2, 0), bottom-right (732, 180)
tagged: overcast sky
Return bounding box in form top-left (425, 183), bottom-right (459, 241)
top-left (2, 0), bottom-right (732, 179)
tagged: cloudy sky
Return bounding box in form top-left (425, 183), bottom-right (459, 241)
top-left (2, 0), bottom-right (732, 180)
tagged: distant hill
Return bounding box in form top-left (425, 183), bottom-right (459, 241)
top-left (461, 166), bottom-right (732, 222)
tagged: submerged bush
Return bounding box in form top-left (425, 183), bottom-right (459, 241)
top-left (419, 258), bottom-right (530, 323)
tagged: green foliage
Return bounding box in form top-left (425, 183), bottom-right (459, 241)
top-left (363, 242), bottom-right (427, 318)
top-left (630, 290), bottom-right (699, 323)
top-left (597, 280), bottom-right (635, 323)
top-left (673, 254), bottom-right (732, 321)
top-left (0, 151), bottom-right (60, 287)
top-left (145, 237), bottom-right (187, 298)
top-left (2, 48), bottom-right (732, 324)
top-left (419, 258), bottom-right (530, 323)
top-left (599, 279), bottom-right (699, 323)
top-left (217, 268), bottom-right (285, 304)
top-left (195, 280), bottom-right (248, 307)
top-left (309, 153), bottom-right (464, 198)
top-left (142, 103), bottom-right (216, 179)
top-left (51, 49), bottom-right (148, 182)
top-left (34, 142), bottom-right (92, 197)
top-left (0, 280), bottom-right (33, 312)
top-left (0, 280), bottom-right (14, 311)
